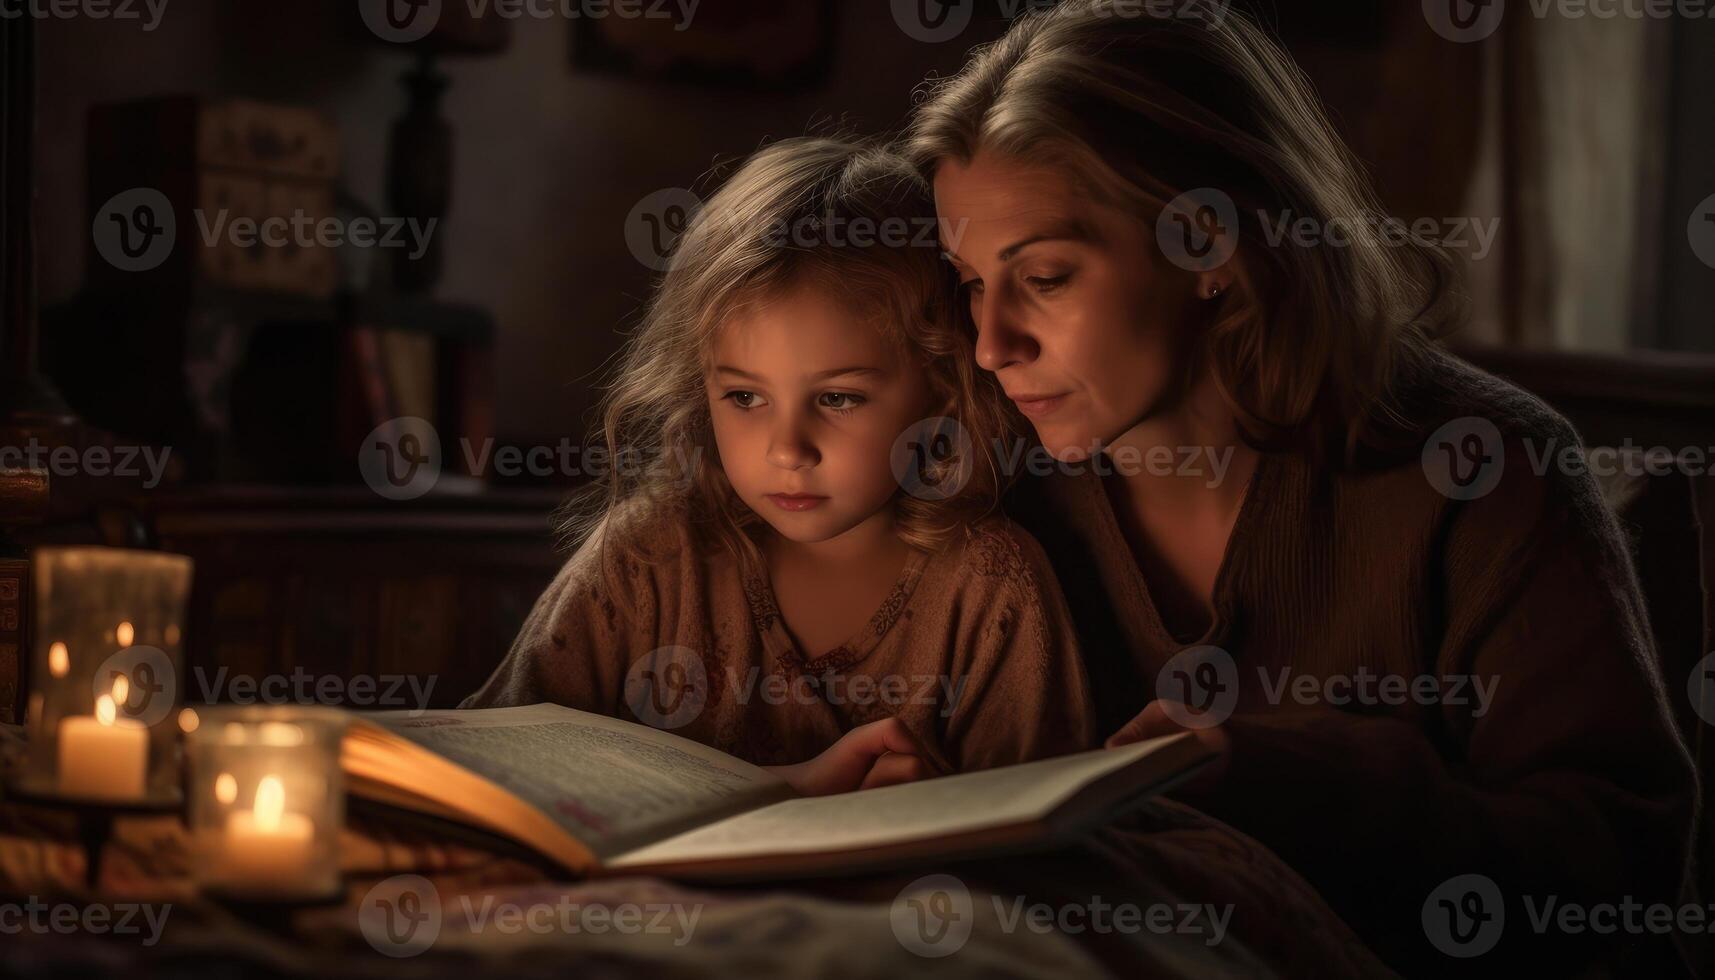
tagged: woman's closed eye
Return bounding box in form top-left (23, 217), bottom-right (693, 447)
top-left (1025, 272), bottom-right (1071, 293)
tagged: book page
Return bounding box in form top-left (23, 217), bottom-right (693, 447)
top-left (363, 704), bottom-right (791, 859)
top-left (608, 736), bottom-right (1187, 870)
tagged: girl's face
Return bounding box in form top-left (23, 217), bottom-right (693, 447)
top-left (933, 149), bottom-right (1207, 461)
top-left (706, 280), bottom-right (931, 546)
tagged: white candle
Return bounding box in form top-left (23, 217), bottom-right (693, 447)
top-left (57, 693), bottom-right (148, 800)
top-left (219, 775), bottom-right (317, 893)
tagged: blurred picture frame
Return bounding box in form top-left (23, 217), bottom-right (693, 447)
top-left (570, 0), bottom-right (837, 89)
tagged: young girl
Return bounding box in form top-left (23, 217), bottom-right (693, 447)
top-left (463, 136), bottom-right (1096, 793)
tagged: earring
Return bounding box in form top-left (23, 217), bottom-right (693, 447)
top-left (1206, 282), bottom-right (1224, 299)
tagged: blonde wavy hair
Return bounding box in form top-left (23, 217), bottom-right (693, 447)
top-left (904, 0), bottom-right (1464, 463)
top-left (562, 136), bottom-right (1013, 566)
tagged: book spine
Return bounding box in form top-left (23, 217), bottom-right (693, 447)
top-left (0, 558), bottom-right (28, 725)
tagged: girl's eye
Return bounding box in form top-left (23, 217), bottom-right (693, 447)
top-left (818, 392), bottom-right (866, 412)
top-left (723, 390), bottom-right (762, 409)
top-left (1025, 273), bottom-right (1071, 294)
top-left (959, 278), bottom-right (984, 296)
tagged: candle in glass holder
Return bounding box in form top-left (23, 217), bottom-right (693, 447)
top-left (57, 684), bottom-right (148, 800)
top-left (220, 775), bottom-right (318, 889)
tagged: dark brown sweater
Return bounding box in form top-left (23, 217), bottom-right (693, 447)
top-left (1006, 348), bottom-right (1698, 972)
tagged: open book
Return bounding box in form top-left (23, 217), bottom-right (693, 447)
top-left (343, 703), bottom-right (1214, 881)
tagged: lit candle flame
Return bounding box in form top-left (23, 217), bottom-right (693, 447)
top-left (116, 622), bottom-right (135, 647)
top-left (214, 772), bottom-right (237, 804)
top-left (48, 643), bottom-right (69, 678)
top-left (111, 674), bottom-right (130, 709)
top-left (95, 694), bottom-right (117, 726)
top-left (255, 775), bottom-right (285, 834)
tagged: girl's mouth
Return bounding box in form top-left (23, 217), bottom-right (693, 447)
top-left (766, 493), bottom-right (829, 512)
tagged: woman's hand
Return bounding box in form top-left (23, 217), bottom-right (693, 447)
top-left (1105, 700), bottom-right (1233, 794)
top-left (766, 717), bottom-right (935, 796)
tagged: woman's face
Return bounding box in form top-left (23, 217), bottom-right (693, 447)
top-left (934, 149), bottom-right (1208, 461)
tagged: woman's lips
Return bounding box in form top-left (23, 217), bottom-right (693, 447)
top-left (765, 493), bottom-right (828, 512)
top-left (1010, 392), bottom-right (1069, 418)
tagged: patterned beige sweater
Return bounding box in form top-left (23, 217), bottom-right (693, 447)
top-left (462, 503), bottom-right (1098, 774)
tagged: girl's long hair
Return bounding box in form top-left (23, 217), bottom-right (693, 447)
top-left (561, 136), bottom-right (1013, 567)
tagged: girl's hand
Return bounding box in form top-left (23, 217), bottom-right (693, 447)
top-left (1105, 699), bottom-right (1232, 794)
top-left (766, 717), bottom-right (934, 796)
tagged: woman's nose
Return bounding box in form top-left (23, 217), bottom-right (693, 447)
top-left (766, 413), bottom-right (820, 470)
top-left (973, 291), bottom-right (1039, 372)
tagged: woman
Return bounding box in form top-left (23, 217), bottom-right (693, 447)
top-left (906, 0), bottom-right (1696, 972)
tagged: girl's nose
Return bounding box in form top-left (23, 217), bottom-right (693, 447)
top-left (766, 414), bottom-right (820, 470)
